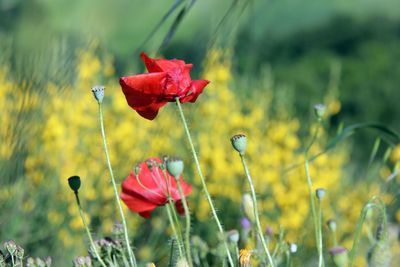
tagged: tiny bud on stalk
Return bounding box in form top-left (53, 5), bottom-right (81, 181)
top-left (329, 246), bottom-right (348, 267)
top-left (316, 188), bottom-right (326, 200)
top-left (314, 103), bottom-right (326, 119)
top-left (327, 219), bottom-right (337, 232)
top-left (231, 134), bottom-right (247, 155)
top-left (91, 85), bottom-right (105, 103)
top-left (166, 157), bottom-right (184, 178)
top-left (68, 176), bottom-right (81, 192)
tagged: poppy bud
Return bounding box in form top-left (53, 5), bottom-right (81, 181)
top-left (316, 188), bottom-right (326, 200)
top-left (327, 219), bottom-right (337, 232)
top-left (166, 157), bottom-right (184, 178)
top-left (226, 229), bottom-right (240, 243)
top-left (68, 176), bottom-right (81, 192)
top-left (289, 243), bottom-right (298, 253)
top-left (329, 246), bottom-right (348, 267)
top-left (265, 226), bottom-right (274, 237)
top-left (231, 134), bottom-right (247, 155)
top-left (3, 240), bottom-right (17, 255)
top-left (314, 103), bottom-right (326, 119)
top-left (242, 194), bottom-right (255, 222)
top-left (91, 85), bottom-right (105, 103)
top-left (240, 217), bottom-right (251, 230)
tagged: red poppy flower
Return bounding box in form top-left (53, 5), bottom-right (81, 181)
top-left (120, 158), bottom-right (192, 218)
top-left (119, 52), bottom-right (209, 120)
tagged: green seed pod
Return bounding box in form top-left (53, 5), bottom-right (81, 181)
top-left (91, 85), bottom-right (105, 103)
top-left (231, 134), bottom-right (247, 155)
top-left (314, 103), bottom-right (326, 119)
top-left (326, 219), bottom-right (337, 232)
top-left (226, 229), bottom-right (240, 243)
top-left (166, 157), bottom-right (184, 178)
top-left (68, 176), bottom-right (81, 192)
top-left (329, 246), bottom-right (348, 267)
top-left (316, 188), bottom-right (326, 200)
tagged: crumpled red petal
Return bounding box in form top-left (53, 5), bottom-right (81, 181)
top-left (180, 79), bottom-right (210, 103)
top-left (141, 52), bottom-right (186, 73)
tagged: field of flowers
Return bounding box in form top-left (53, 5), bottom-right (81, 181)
top-left (1, 1), bottom-right (400, 266)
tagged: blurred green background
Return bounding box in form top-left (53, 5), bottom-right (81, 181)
top-left (1, 0), bottom-right (400, 265)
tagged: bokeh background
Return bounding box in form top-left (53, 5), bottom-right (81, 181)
top-left (1, 0), bottom-right (399, 265)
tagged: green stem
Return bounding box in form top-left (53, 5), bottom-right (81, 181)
top-left (176, 177), bottom-right (194, 267)
top-left (240, 154), bottom-right (275, 267)
top-left (304, 122), bottom-right (324, 266)
top-left (332, 230), bottom-right (338, 247)
top-left (74, 192), bottom-right (107, 267)
top-left (349, 197), bottom-right (386, 267)
top-left (98, 103), bottom-right (137, 267)
top-left (317, 199), bottom-right (324, 267)
top-left (305, 156), bottom-right (323, 266)
top-left (166, 200), bottom-right (184, 258)
top-left (175, 98), bottom-right (234, 266)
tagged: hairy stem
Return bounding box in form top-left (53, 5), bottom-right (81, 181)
top-left (74, 192), bottom-right (107, 267)
top-left (175, 98), bottom-right (234, 266)
top-left (176, 178), bottom-right (194, 267)
top-left (98, 103), bottom-right (137, 267)
top-left (240, 154), bottom-right (275, 267)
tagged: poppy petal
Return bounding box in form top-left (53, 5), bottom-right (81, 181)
top-left (180, 79), bottom-right (210, 103)
top-left (141, 52), bottom-right (186, 73)
top-left (120, 191), bottom-right (159, 216)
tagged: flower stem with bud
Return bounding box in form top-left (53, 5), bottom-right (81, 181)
top-left (93, 86), bottom-right (137, 267)
top-left (68, 176), bottom-right (107, 267)
top-left (175, 98), bottom-right (235, 266)
top-left (231, 134), bottom-right (275, 267)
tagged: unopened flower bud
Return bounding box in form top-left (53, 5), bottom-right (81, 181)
top-left (327, 219), bottom-right (337, 232)
top-left (231, 134), bottom-right (247, 155)
top-left (134, 164), bottom-right (141, 176)
top-left (227, 229), bottom-right (239, 243)
top-left (240, 217), bottom-right (251, 230)
top-left (146, 263), bottom-right (156, 267)
top-left (166, 158), bottom-right (184, 178)
top-left (68, 176), bottom-right (81, 192)
top-left (316, 188), bottom-right (326, 200)
top-left (3, 240), bottom-right (17, 255)
top-left (91, 85), bottom-right (105, 103)
top-left (329, 246), bottom-right (348, 267)
top-left (314, 103), bottom-right (326, 119)
top-left (265, 226), bottom-right (274, 237)
top-left (289, 243), bottom-right (298, 253)
top-left (242, 194), bottom-right (255, 222)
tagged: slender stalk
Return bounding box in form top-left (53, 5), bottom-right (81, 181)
top-left (175, 98), bottom-right (235, 266)
top-left (316, 198), bottom-right (324, 267)
top-left (240, 154), bottom-right (275, 267)
top-left (304, 122), bottom-right (324, 266)
top-left (166, 200), bottom-right (184, 258)
top-left (98, 103), bottom-right (137, 267)
top-left (74, 192), bottom-right (107, 267)
top-left (176, 178), bottom-right (194, 267)
top-left (305, 156), bottom-right (323, 266)
top-left (348, 198), bottom-right (386, 267)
